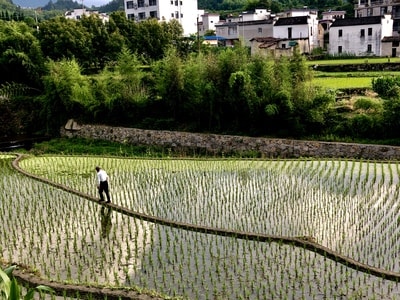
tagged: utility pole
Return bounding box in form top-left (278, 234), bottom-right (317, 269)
top-left (197, 15), bottom-right (200, 53)
top-left (239, 15), bottom-right (245, 46)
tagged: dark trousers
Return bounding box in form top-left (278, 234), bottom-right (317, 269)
top-left (99, 180), bottom-right (110, 202)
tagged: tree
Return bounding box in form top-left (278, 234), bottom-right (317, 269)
top-left (382, 97), bottom-right (400, 138)
top-left (0, 20), bottom-right (44, 87)
top-left (80, 14), bottom-right (125, 72)
top-left (132, 18), bottom-right (183, 61)
top-left (40, 58), bottom-right (94, 134)
top-left (37, 17), bottom-right (92, 70)
top-left (91, 47), bottom-right (150, 125)
top-left (207, 46), bottom-right (250, 132)
top-left (152, 47), bottom-right (185, 122)
top-left (246, 54), bottom-right (275, 134)
top-left (108, 11), bottom-right (135, 46)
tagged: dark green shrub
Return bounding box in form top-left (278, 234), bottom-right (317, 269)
top-left (372, 76), bottom-right (400, 99)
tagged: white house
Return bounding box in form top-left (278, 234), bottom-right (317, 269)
top-left (198, 12), bottom-right (220, 36)
top-left (124, 0), bottom-right (200, 36)
top-left (328, 15), bottom-right (393, 56)
top-left (277, 8), bottom-right (318, 18)
top-left (215, 9), bottom-right (274, 47)
top-left (320, 10), bottom-right (346, 31)
top-left (215, 20), bottom-right (274, 47)
top-left (65, 8), bottom-right (109, 23)
top-left (273, 14), bottom-right (322, 54)
top-left (354, 0), bottom-right (400, 34)
top-left (382, 36), bottom-right (400, 56)
top-left (250, 37), bottom-right (292, 56)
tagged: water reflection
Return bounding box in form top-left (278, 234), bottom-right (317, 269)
top-left (100, 206), bottom-right (113, 238)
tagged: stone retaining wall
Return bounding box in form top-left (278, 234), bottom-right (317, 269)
top-left (61, 121), bottom-right (400, 160)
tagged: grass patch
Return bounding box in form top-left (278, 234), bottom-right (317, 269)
top-left (29, 137), bottom-right (169, 157)
top-left (28, 137), bottom-right (257, 158)
top-left (312, 77), bottom-right (373, 89)
top-left (27, 136), bottom-right (400, 159)
top-left (307, 57), bottom-right (400, 65)
top-left (313, 71), bottom-right (400, 78)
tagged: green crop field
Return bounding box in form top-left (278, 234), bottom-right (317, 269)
top-left (308, 58), bottom-right (400, 89)
top-left (2, 154), bottom-right (400, 299)
top-left (307, 57), bottom-right (400, 65)
top-left (312, 76), bottom-right (373, 89)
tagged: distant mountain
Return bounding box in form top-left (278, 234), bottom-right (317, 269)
top-left (12, 0), bottom-right (111, 8)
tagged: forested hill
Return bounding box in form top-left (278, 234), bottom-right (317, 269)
top-left (10, 0), bottom-right (114, 9)
top-left (200, 0), bottom-right (353, 16)
top-left (6, 0), bottom-right (352, 14)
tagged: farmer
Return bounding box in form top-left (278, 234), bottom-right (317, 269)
top-left (95, 166), bottom-right (111, 203)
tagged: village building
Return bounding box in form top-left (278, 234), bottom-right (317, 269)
top-left (197, 12), bottom-right (220, 36)
top-left (273, 14), bottom-right (322, 54)
top-left (320, 10), bottom-right (346, 31)
top-left (355, 0), bottom-right (400, 33)
top-left (382, 36), bottom-right (400, 56)
top-left (215, 9), bottom-right (274, 47)
top-left (65, 8), bottom-right (109, 23)
top-left (328, 15), bottom-right (393, 56)
top-left (124, 0), bottom-right (200, 35)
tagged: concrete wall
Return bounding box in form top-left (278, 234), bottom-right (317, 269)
top-left (61, 122), bottom-right (400, 160)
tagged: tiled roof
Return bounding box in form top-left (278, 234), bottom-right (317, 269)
top-left (215, 19), bottom-right (273, 28)
top-left (382, 36), bottom-right (400, 42)
top-left (250, 37), bottom-right (281, 42)
top-left (330, 16), bottom-right (382, 27)
top-left (274, 16), bottom-right (308, 26)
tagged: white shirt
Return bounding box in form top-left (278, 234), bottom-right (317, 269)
top-left (97, 169), bottom-right (108, 184)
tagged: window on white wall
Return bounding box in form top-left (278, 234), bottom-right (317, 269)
top-left (138, 0), bottom-right (144, 7)
top-left (368, 28), bottom-right (372, 36)
top-left (338, 45), bottom-right (342, 53)
top-left (367, 44), bottom-right (372, 52)
top-left (150, 11), bottom-right (157, 18)
top-left (139, 12), bottom-right (146, 19)
top-left (288, 27), bottom-right (292, 39)
top-left (149, 0), bottom-right (156, 5)
top-left (338, 29), bottom-right (342, 37)
top-left (360, 29), bottom-right (365, 37)
top-left (258, 28), bottom-right (262, 33)
top-left (127, 1), bottom-right (134, 9)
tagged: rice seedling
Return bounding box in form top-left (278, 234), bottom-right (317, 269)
top-left (2, 155), bottom-right (400, 298)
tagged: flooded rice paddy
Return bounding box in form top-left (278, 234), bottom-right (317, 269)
top-left (1, 155), bottom-right (400, 299)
